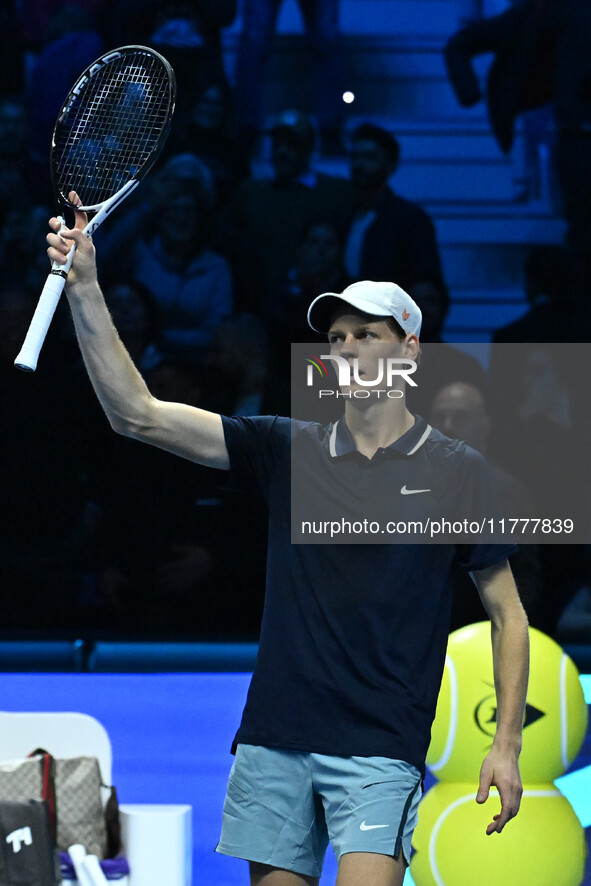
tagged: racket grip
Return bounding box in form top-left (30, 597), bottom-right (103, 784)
top-left (68, 845), bottom-right (94, 886)
top-left (14, 248), bottom-right (74, 371)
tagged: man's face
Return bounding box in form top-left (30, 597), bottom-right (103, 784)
top-left (429, 383), bottom-right (490, 451)
top-left (349, 139), bottom-right (394, 190)
top-left (272, 131), bottom-right (311, 182)
top-left (299, 223), bottom-right (341, 275)
top-left (327, 311), bottom-right (407, 394)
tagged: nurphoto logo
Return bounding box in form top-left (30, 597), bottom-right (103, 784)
top-left (305, 354), bottom-right (418, 399)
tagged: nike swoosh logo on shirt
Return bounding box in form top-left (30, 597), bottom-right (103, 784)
top-left (360, 821), bottom-right (390, 831)
top-left (400, 485), bottom-right (431, 495)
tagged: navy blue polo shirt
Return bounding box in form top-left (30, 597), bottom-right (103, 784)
top-left (221, 414), bottom-right (515, 773)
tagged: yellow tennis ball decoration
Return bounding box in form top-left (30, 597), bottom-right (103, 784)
top-left (426, 623), bottom-right (588, 783)
top-left (410, 781), bottom-right (586, 886)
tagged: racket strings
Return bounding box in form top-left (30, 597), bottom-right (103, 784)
top-left (54, 51), bottom-right (172, 207)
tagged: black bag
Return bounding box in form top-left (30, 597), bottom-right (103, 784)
top-left (0, 799), bottom-right (60, 886)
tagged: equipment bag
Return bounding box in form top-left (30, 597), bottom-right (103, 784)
top-left (0, 799), bottom-right (60, 886)
top-left (0, 750), bottom-right (120, 860)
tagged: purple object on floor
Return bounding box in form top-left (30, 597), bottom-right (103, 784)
top-left (60, 852), bottom-right (130, 880)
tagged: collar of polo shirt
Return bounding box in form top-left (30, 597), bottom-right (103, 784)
top-left (328, 415), bottom-right (433, 458)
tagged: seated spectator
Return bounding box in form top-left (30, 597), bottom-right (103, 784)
top-left (223, 110), bottom-right (354, 307)
top-left (266, 218), bottom-right (351, 356)
top-left (103, 280), bottom-right (161, 369)
top-left (26, 5), bottom-right (104, 204)
top-left (99, 0), bottom-right (236, 96)
top-left (344, 123), bottom-right (444, 291)
top-left (146, 0), bottom-right (237, 126)
top-left (405, 276), bottom-right (486, 415)
top-left (163, 78), bottom-right (250, 208)
top-left (203, 312), bottom-right (290, 417)
top-left (493, 243), bottom-right (591, 342)
top-left (98, 154), bottom-right (233, 365)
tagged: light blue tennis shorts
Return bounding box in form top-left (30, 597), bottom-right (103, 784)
top-left (215, 744), bottom-right (422, 879)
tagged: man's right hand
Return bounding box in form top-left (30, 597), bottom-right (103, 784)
top-left (46, 191), bottom-right (97, 290)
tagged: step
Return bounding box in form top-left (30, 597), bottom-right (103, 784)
top-left (435, 214), bottom-right (566, 244)
top-left (223, 31), bottom-right (488, 87)
top-left (445, 300), bottom-right (529, 337)
top-left (225, 0), bottom-right (466, 38)
top-left (440, 242), bottom-right (532, 288)
top-left (341, 0), bottom-right (464, 37)
top-left (223, 27), bottom-right (491, 121)
top-left (394, 158), bottom-right (518, 203)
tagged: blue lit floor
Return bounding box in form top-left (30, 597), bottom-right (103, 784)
top-left (0, 673), bottom-right (589, 886)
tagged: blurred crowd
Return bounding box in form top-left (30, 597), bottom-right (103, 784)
top-left (0, 0), bottom-right (590, 644)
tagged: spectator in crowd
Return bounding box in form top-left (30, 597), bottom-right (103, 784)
top-left (405, 276), bottom-right (486, 415)
top-left (443, 0), bottom-right (555, 155)
top-left (266, 218), bottom-right (351, 354)
top-left (203, 313), bottom-right (289, 418)
top-left (26, 5), bottom-right (104, 204)
top-left (144, 0), bottom-right (237, 132)
top-left (102, 280), bottom-right (162, 369)
top-left (98, 153), bottom-right (233, 366)
top-left (445, 0), bottom-right (591, 277)
top-left (429, 381), bottom-right (544, 631)
top-left (542, 0), bottom-right (591, 277)
top-left (163, 78), bottom-right (250, 208)
top-left (493, 243), bottom-right (591, 343)
top-left (234, 0), bottom-right (344, 156)
top-left (344, 123), bottom-right (444, 292)
top-left (223, 110), bottom-right (353, 307)
top-left (99, 0), bottom-right (236, 96)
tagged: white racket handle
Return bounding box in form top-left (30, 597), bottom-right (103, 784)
top-left (68, 844), bottom-right (94, 886)
top-left (82, 855), bottom-right (110, 886)
top-left (14, 180), bottom-right (139, 372)
top-left (14, 217), bottom-right (76, 371)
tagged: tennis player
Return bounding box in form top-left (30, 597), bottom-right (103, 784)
top-left (47, 199), bottom-right (529, 886)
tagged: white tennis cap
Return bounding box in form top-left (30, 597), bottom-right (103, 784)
top-left (307, 280), bottom-right (422, 337)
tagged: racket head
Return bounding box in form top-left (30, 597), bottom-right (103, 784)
top-left (50, 45), bottom-right (176, 212)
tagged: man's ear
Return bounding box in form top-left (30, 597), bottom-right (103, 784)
top-left (403, 334), bottom-right (420, 359)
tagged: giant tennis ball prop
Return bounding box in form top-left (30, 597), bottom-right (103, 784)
top-left (426, 623), bottom-right (588, 783)
top-left (410, 781), bottom-right (586, 886)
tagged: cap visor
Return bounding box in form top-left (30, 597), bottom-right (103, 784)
top-left (307, 293), bottom-right (393, 333)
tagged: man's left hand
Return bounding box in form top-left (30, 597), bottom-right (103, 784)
top-left (476, 745), bottom-right (523, 835)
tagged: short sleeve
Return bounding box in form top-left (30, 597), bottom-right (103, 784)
top-left (221, 415), bottom-right (291, 496)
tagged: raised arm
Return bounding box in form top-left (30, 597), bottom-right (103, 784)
top-left (471, 558), bottom-right (529, 835)
top-left (47, 199), bottom-right (229, 470)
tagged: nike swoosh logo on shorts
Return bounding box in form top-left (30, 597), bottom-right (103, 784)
top-left (400, 485), bottom-right (431, 495)
top-left (360, 821), bottom-right (389, 831)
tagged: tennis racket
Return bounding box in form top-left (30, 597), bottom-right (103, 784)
top-left (15, 45), bottom-right (176, 371)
